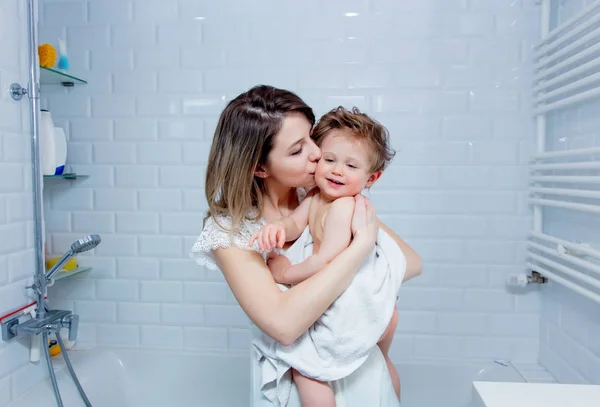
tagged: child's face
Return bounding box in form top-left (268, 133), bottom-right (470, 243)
top-left (315, 130), bottom-right (381, 200)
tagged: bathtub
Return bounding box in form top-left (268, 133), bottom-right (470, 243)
top-left (8, 347), bottom-right (526, 407)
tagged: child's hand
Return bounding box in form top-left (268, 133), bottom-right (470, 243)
top-left (267, 252), bottom-right (292, 284)
top-left (250, 222), bottom-right (286, 252)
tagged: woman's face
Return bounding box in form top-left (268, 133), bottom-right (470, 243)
top-left (264, 113), bottom-right (321, 188)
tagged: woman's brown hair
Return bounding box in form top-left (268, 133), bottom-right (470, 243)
top-left (312, 106), bottom-right (395, 172)
top-left (205, 85), bottom-right (315, 231)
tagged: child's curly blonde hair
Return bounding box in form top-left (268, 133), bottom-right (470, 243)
top-left (311, 106), bottom-right (395, 173)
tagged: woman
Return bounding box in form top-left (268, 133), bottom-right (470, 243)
top-left (191, 85), bottom-right (422, 406)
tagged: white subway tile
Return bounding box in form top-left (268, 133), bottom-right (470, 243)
top-left (438, 313), bottom-right (487, 335)
top-left (136, 95), bottom-right (182, 116)
top-left (436, 265), bottom-right (488, 288)
top-left (137, 143), bottom-right (182, 164)
top-left (228, 328), bottom-right (251, 351)
top-left (183, 282), bottom-right (230, 304)
top-left (94, 234), bottom-right (137, 256)
top-left (111, 24), bottom-right (156, 47)
top-left (0, 257), bottom-right (8, 286)
top-left (160, 259), bottom-right (206, 281)
top-left (181, 142), bottom-right (211, 165)
top-left (47, 275), bottom-right (95, 300)
top-left (487, 314), bottom-right (539, 337)
top-left (158, 119), bottom-right (204, 141)
top-left (137, 190), bottom-right (182, 211)
top-left (138, 236), bottom-right (182, 258)
top-left (396, 311), bottom-right (437, 334)
top-left (464, 240), bottom-right (516, 264)
top-left (158, 70), bottom-right (203, 93)
top-left (182, 95), bottom-right (227, 116)
top-left (72, 211), bottom-right (114, 233)
top-left (159, 213), bottom-right (204, 236)
top-left (114, 119), bottom-right (158, 141)
top-left (388, 335), bottom-right (414, 361)
top-left (65, 143), bottom-right (93, 165)
top-left (180, 47), bottom-right (226, 69)
top-left (96, 280), bottom-right (138, 301)
top-left (113, 71), bottom-right (158, 94)
top-left (118, 302), bottom-right (160, 324)
top-left (463, 290), bottom-right (514, 312)
top-left (204, 305), bottom-right (249, 327)
top-left (183, 327), bottom-right (227, 350)
top-left (161, 304), bottom-right (204, 326)
top-left (67, 26), bottom-right (110, 50)
top-left (415, 336), bottom-right (462, 358)
top-left (0, 165), bottom-right (23, 193)
top-left (114, 166), bottom-right (158, 187)
top-left (117, 257), bottom-right (160, 280)
top-left (398, 288), bottom-right (463, 311)
top-left (2, 133), bottom-right (28, 163)
top-left (74, 300), bottom-right (116, 323)
top-left (0, 339), bottom-right (29, 378)
top-left (88, 1), bottom-right (132, 24)
top-left (140, 281), bottom-right (182, 302)
top-left (92, 96), bottom-right (135, 117)
top-left (76, 257), bottom-right (116, 279)
top-left (115, 213), bottom-right (159, 234)
top-left (94, 188), bottom-right (137, 210)
top-left (70, 119), bottom-right (112, 141)
top-left (159, 166), bottom-right (205, 188)
top-left (97, 324), bottom-right (139, 346)
top-left (133, 47), bottom-right (179, 70)
top-left (133, 1), bottom-right (178, 22)
top-left (141, 325), bottom-right (183, 348)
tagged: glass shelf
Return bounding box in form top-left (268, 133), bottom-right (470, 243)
top-left (40, 67), bottom-right (87, 87)
top-left (52, 266), bottom-right (92, 281)
top-left (43, 173), bottom-right (89, 180)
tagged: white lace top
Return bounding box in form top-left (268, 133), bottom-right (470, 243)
top-left (189, 189), bottom-right (308, 270)
top-left (189, 211), bottom-right (266, 270)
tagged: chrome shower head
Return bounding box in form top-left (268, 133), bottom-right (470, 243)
top-left (45, 234), bottom-right (102, 282)
top-left (70, 234), bottom-right (101, 254)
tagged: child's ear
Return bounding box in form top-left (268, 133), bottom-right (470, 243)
top-left (254, 164), bottom-right (269, 178)
top-left (365, 171), bottom-right (382, 188)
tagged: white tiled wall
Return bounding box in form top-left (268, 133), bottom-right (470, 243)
top-left (39, 0), bottom-right (541, 362)
top-left (0, 1), bottom-right (44, 405)
top-left (538, 0), bottom-right (600, 385)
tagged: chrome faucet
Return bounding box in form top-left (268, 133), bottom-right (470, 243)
top-left (1, 234), bottom-right (101, 407)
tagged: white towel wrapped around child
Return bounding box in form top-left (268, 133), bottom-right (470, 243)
top-left (254, 226), bottom-right (406, 407)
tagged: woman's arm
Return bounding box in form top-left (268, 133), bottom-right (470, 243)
top-left (215, 195), bottom-right (378, 346)
top-left (378, 219), bottom-right (423, 282)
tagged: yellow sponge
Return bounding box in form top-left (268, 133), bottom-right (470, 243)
top-left (38, 43), bottom-right (57, 68)
top-left (46, 256), bottom-right (77, 272)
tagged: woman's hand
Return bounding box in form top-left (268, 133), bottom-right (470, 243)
top-left (351, 194), bottom-right (378, 247)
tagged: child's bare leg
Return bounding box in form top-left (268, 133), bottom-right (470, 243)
top-left (292, 368), bottom-right (336, 407)
top-left (378, 306), bottom-right (400, 401)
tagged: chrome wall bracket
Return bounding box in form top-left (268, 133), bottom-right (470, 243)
top-left (9, 83), bottom-right (28, 101)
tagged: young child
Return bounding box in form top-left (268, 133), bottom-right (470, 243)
top-left (250, 106), bottom-right (400, 406)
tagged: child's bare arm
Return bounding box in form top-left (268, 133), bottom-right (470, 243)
top-left (271, 197), bottom-right (354, 285)
top-left (250, 195), bottom-right (313, 251)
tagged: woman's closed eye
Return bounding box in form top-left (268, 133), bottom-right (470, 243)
top-left (291, 146), bottom-right (303, 156)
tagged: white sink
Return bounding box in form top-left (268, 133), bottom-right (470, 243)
top-left (472, 381), bottom-right (600, 407)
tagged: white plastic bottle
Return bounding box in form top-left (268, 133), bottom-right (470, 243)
top-left (39, 109), bottom-right (56, 176)
top-left (53, 126), bottom-right (67, 175)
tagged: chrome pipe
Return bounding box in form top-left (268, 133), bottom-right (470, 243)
top-left (26, 0), bottom-right (46, 319)
top-left (55, 331), bottom-right (92, 406)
